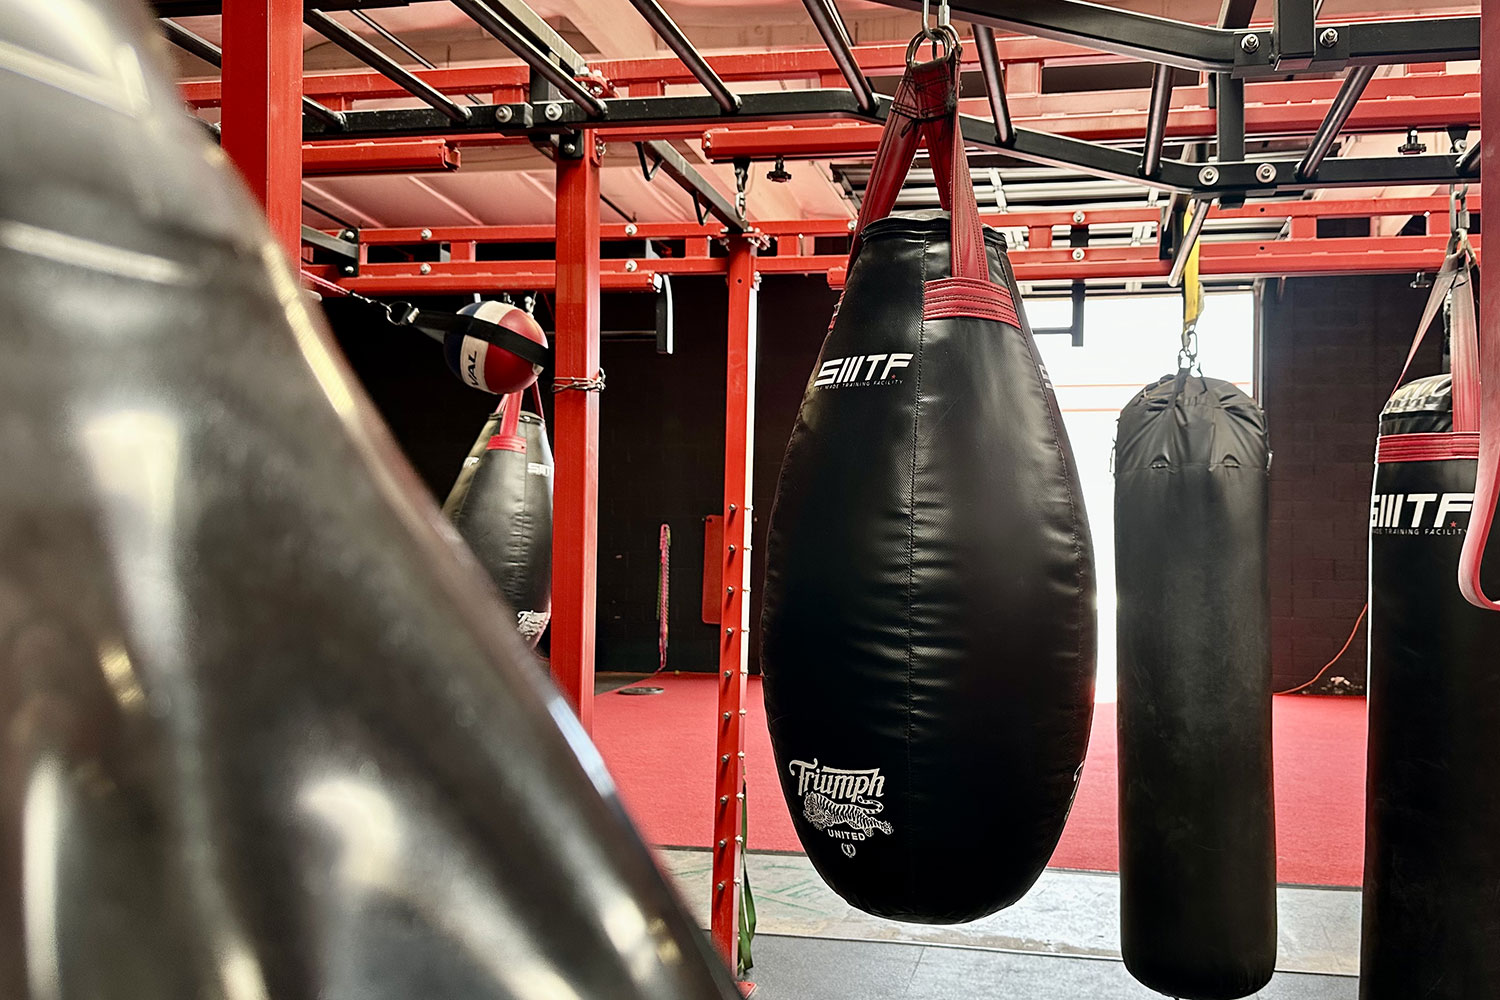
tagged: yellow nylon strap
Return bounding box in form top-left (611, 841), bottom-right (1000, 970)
top-left (1182, 203), bottom-right (1203, 333)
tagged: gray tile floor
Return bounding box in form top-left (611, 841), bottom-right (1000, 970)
top-left (659, 848), bottom-right (1362, 997)
top-left (745, 935), bottom-right (1356, 1000)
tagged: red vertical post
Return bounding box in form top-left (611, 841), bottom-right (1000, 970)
top-left (552, 132), bottom-right (602, 732)
top-left (711, 237), bottom-right (758, 970)
top-left (221, 0), bottom-right (304, 259)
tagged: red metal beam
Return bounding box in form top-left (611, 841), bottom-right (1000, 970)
top-left (338, 195), bottom-right (1468, 248)
top-left (551, 134), bottom-right (602, 731)
top-left (711, 238), bottom-right (757, 972)
top-left (222, 0), bottom-right (303, 258)
top-left (302, 139), bottom-right (460, 175)
top-left (309, 233), bottom-right (1481, 295)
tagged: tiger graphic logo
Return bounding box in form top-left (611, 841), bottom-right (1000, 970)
top-left (788, 759), bottom-right (894, 857)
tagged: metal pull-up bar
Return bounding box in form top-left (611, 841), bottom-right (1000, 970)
top-left (1168, 198), bottom-right (1210, 287)
top-left (626, 0), bottom-right (740, 114)
top-left (306, 10), bottom-right (472, 125)
top-left (1297, 64), bottom-right (1376, 180)
top-left (450, 0), bottom-right (608, 117)
top-left (1141, 64), bottom-right (1174, 179)
top-left (800, 0), bottom-right (878, 114)
top-left (972, 25), bottom-right (1013, 146)
top-left (160, 19), bottom-right (348, 130)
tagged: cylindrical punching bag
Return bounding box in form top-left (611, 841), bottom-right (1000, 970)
top-left (1114, 372), bottom-right (1276, 1000)
top-left (0, 1), bottom-right (742, 997)
top-left (443, 391), bottom-right (554, 646)
top-left (1364, 246), bottom-right (1500, 998)
top-left (760, 34), bottom-right (1097, 925)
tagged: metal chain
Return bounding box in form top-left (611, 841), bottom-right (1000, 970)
top-left (554, 369), bottom-right (607, 393)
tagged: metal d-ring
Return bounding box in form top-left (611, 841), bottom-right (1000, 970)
top-left (905, 23), bottom-right (958, 69)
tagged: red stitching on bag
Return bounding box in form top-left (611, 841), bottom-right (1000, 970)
top-left (922, 277), bottom-right (1019, 325)
top-left (1376, 431), bottom-right (1480, 463)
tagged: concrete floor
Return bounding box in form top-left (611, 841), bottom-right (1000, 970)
top-left (745, 935), bottom-right (1356, 1000)
top-left (658, 848), bottom-right (1362, 997)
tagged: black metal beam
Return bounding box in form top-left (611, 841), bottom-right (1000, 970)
top-left (302, 225), bottom-right (359, 262)
top-left (1140, 64), bottom-right (1173, 178)
top-left (154, 0), bottom-right (424, 12)
top-left (476, 0), bottom-right (588, 74)
top-left (626, 0), bottom-right (740, 113)
top-left (800, 0), bottom-right (878, 113)
top-left (973, 26), bottom-right (1014, 146)
top-left (306, 9), bottom-right (471, 124)
top-left (348, 10), bottom-right (435, 68)
top-left (877, 0), bottom-right (1240, 73)
top-left (450, 0), bottom-right (605, 116)
top-left (1273, 0), bottom-right (1316, 71)
top-left (1297, 64), bottom-right (1375, 179)
top-left (1457, 140), bottom-right (1481, 178)
top-left (867, 0), bottom-right (1477, 78)
top-left (818, 0), bottom-right (856, 50)
top-left (1343, 17), bottom-right (1479, 67)
top-left (640, 141), bottom-right (746, 232)
top-left (159, 18), bottom-right (348, 130)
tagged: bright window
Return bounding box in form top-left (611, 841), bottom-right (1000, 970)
top-left (1023, 292), bottom-right (1257, 702)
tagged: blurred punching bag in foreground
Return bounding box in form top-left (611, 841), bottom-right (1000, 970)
top-left (0, 1), bottom-right (740, 998)
top-left (444, 391), bottom-right (554, 647)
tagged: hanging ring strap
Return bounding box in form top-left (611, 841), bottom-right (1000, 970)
top-left (1393, 236), bottom-right (1478, 430)
top-left (849, 27), bottom-right (985, 284)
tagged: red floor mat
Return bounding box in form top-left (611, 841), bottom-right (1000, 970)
top-left (592, 674), bottom-right (1368, 887)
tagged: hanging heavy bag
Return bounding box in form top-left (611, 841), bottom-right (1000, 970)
top-left (443, 387), bottom-right (554, 646)
top-left (1115, 371), bottom-right (1276, 1000)
top-left (1363, 242), bottom-right (1500, 1000)
top-left (760, 29), bottom-right (1097, 924)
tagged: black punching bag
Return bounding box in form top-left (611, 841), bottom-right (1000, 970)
top-left (1364, 246), bottom-right (1500, 999)
top-left (0, 0), bottom-right (743, 996)
top-left (1115, 372), bottom-right (1276, 999)
top-left (761, 33), bottom-right (1097, 924)
top-left (444, 390), bottom-right (554, 646)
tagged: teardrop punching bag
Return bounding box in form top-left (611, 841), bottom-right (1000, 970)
top-left (760, 31), bottom-right (1097, 924)
top-left (1363, 245), bottom-right (1500, 1000)
top-left (0, 1), bottom-right (741, 997)
top-left (443, 390), bottom-right (554, 646)
top-left (1115, 372), bottom-right (1276, 1000)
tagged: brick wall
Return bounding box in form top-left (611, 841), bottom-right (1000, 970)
top-left (323, 275), bottom-right (834, 675)
top-left (1261, 274), bottom-right (1438, 693)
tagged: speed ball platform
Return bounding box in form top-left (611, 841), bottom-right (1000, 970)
top-left (593, 674), bottom-right (1366, 993)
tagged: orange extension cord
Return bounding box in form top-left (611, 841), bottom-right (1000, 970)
top-left (1275, 603), bottom-right (1369, 695)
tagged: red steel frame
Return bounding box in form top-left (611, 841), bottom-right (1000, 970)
top-left (302, 195), bottom-right (1483, 294)
top-left (713, 238), bottom-right (758, 969)
top-left (221, 0), bottom-right (303, 257)
top-left (552, 133), bottom-right (603, 731)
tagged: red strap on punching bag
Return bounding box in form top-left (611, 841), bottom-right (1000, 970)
top-left (1459, 244), bottom-right (1499, 608)
top-left (847, 27), bottom-right (987, 284)
top-left (487, 391), bottom-right (527, 453)
top-left (1396, 236), bottom-right (1497, 609)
